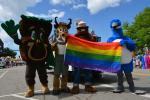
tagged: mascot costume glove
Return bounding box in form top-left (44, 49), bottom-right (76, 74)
top-left (120, 40), bottom-right (135, 52)
top-left (1, 20), bottom-right (20, 44)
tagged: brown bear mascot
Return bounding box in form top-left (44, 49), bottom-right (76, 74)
top-left (1, 15), bottom-right (55, 97)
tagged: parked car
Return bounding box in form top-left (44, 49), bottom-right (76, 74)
top-left (0, 58), bottom-right (6, 68)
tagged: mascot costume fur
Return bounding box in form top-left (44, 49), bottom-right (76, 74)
top-left (51, 17), bottom-right (72, 95)
top-left (71, 20), bottom-right (97, 94)
top-left (1, 15), bottom-right (55, 97)
top-left (107, 19), bottom-right (136, 93)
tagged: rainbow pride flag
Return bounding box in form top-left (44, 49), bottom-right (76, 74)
top-left (64, 35), bottom-right (122, 73)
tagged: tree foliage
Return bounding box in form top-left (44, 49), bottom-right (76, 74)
top-left (123, 7), bottom-right (150, 54)
top-left (2, 47), bottom-right (17, 57)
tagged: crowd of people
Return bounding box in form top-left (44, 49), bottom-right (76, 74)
top-left (0, 56), bottom-right (25, 68)
top-left (133, 51), bottom-right (150, 69)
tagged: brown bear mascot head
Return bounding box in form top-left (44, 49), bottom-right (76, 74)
top-left (1, 15), bottom-right (53, 63)
top-left (19, 15), bottom-right (52, 62)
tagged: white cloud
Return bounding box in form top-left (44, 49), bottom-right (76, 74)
top-left (87, 0), bottom-right (132, 14)
top-left (50, 0), bottom-right (74, 5)
top-left (87, 0), bottom-right (121, 14)
top-left (49, 0), bottom-right (86, 9)
top-left (0, 28), bottom-right (10, 43)
top-left (25, 11), bottom-right (50, 19)
top-left (0, 27), bottom-right (18, 49)
top-left (0, 0), bottom-right (42, 21)
top-left (0, 0), bottom-right (42, 51)
top-left (26, 9), bottom-right (65, 19)
top-left (48, 9), bottom-right (65, 18)
top-left (49, 0), bottom-right (132, 14)
top-left (73, 4), bottom-right (86, 9)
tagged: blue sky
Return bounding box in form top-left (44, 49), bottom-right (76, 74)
top-left (0, 0), bottom-right (150, 56)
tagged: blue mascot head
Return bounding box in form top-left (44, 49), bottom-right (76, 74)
top-left (110, 19), bottom-right (123, 38)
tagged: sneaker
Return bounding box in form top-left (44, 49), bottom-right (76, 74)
top-left (112, 89), bottom-right (124, 93)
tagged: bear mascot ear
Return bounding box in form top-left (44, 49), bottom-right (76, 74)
top-left (21, 15), bottom-right (28, 20)
top-left (20, 14), bottom-right (40, 22)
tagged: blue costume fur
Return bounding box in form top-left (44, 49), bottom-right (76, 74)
top-left (107, 19), bottom-right (135, 93)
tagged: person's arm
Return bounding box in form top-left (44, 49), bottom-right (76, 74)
top-left (120, 37), bottom-right (136, 52)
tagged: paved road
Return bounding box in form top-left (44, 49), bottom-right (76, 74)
top-left (0, 66), bottom-right (150, 100)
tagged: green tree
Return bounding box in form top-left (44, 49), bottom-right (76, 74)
top-left (123, 7), bottom-right (150, 54)
top-left (3, 47), bottom-right (17, 57)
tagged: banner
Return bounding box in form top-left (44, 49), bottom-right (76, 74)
top-left (64, 35), bottom-right (122, 73)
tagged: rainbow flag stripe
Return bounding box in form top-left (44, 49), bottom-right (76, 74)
top-left (64, 35), bottom-right (122, 73)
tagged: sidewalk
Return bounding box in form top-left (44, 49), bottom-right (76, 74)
top-left (133, 68), bottom-right (150, 76)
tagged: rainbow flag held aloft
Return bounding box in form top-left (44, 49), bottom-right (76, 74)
top-left (64, 35), bottom-right (122, 73)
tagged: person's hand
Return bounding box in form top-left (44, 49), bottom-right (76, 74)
top-left (1, 20), bottom-right (19, 40)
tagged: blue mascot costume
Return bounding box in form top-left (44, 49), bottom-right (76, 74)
top-left (107, 19), bottom-right (136, 93)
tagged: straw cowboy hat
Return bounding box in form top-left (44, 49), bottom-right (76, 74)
top-left (76, 20), bottom-right (88, 29)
